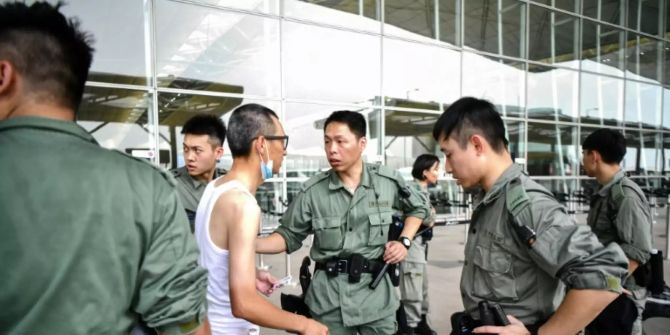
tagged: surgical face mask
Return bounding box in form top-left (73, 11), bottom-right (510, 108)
top-left (260, 145), bottom-right (274, 180)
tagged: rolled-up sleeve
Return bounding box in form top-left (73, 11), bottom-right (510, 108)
top-left (524, 195), bottom-right (628, 293)
top-left (275, 190), bottom-right (313, 254)
top-left (614, 195), bottom-right (653, 264)
top-left (134, 174), bottom-right (207, 334)
top-left (396, 180), bottom-right (429, 221)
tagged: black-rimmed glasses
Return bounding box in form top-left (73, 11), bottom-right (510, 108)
top-left (264, 135), bottom-right (289, 150)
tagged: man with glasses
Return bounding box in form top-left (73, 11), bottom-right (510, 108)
top-left (172, 114), bottom-right (227, 231)
top-left (256, 110), bottom-right (430, 334)
top-left (194, 103), bottom-right (327, 335)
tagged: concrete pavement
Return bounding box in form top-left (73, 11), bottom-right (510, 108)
top-left (258, 210), bottom-right (670, 334)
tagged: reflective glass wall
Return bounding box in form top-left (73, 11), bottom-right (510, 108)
top-left (54, 0), bottom-right (670, 212)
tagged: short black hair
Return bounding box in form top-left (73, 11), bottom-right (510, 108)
top-left (324, 111), bottom-right (366, 139)
top-left (181, 114), bottom-right (226, 147)
top-left (432, 97), bottom-right (508, 153)
top-left (412, 154), bottom-right (440, 181)
top-left (582, 128), bottom-right (626, 164)
top-left (0, 1), bottom-right (94, 110)
top-left (227, 103), bottom-right (278, 158)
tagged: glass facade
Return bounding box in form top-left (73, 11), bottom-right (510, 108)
top-left (56, 0), bottom-right (670, 210)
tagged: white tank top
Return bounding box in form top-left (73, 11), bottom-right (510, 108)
top-left (194, 179), bottom-right (260, 335)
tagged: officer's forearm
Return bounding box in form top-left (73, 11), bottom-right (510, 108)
top-left (400, 216), bottom-right (422, 240)
top-left (255, 233), bottom-right (287, 254)
top-left (538, 289), bottom-right (618, 335)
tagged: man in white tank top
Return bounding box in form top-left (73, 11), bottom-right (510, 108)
top-left (194, 103), bottom-right (328, 335)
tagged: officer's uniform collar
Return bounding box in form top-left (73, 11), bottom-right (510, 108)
top-left (596, 169), bottom-right (625, 197)
top-left (328, 162), bottom-right (371, 191)
top-left (480, 163), bottom-right (524, 205)
top-left (180, 166), bottom-right (222, 189)
top-left (0, 116), bottom-right (98, 144)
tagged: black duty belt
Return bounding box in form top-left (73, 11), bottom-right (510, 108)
top-left (315, 257), bottom-right (384, 276)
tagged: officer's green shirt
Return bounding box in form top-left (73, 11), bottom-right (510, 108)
top-left (171, 166), bottom-right (224, 228)
top-left (461, 164), bottom-right (628, 325)
top-left (275, 163), bottom-right (430, 326)
top-left (0, 117), bottom-right (207, 335)
top-left (586, 170), bottom-right (653, 289)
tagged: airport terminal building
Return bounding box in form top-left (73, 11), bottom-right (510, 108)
top-left (58, 0), bottom-right (670, 215)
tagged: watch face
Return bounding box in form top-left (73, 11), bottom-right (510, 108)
top-left (401, 237), bottom-right (411, 248)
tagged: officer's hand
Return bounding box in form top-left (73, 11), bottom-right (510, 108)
top-left (300, 318), bottom-right (329, 335)
top-left (255, 270), bottom-right (277, 296)
top-left (383, 241), bottom-right (408, 264)
top-left (472, 315), bottom-right (530, 335)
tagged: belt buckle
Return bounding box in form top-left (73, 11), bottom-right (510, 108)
top-left (337, 259), bottom-right (348, 274)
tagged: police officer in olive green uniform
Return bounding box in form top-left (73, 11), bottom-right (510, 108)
top-left (399, 154), bottom-right (440, 335)
top-left (433, 97), bottom-right (628, 335)
top-left (0, 4), bottom-right (208, 334)
top-left (257, 111), bottom-right (430, 335)
top-left (171, 114), bottom-right (226, 230)
top-left (582, 129), bottom-right (653, 335)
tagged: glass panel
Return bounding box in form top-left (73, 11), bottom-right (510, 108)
top-left (439, 0), bottom-right (461, 46)
top-left (57, 0), bottom-right (148, 85)
top-left (258, 181), bottom-right (284, 232)
top-left (462, 53), bottom-right (525, 117)
top-left (385, 0), bottom-right (437, 39)
top-left (535, 179), bottom-right (580, 203)
top-left (284, 0), bottom-right (381, 33)
top-left (506, 120), bottom-right (527, 167)
top-left (627, 0), bottom-right (663, 36)
top-left (624, 130), bottom-right (660, 176)
top-left (190, 0), bottom-right (279, 14)
top-left (283, 21), bottom-right (381, 104)
top-left (664, 87), bottom-right (670, 129)
top-left (528, 5), bottom-right (580, 68)
top-left (463, 0), bottom-right (526, 58)
top-left (624, 81), bottom-right (661, 129)
top-left (581, 19), bottom-right (626, 74)
top-left (384, 110), bottom-right (440, 171)
top-left (527, 122), bottom-right (578, 176)
top-left (663, 133), bottom-right (670, 174)
top-left (157, 94), bottom-right (280, 170)
top-left (155, 1), bottom-right (280, 97)
top-left (77, 86), bottom-right (153, 155)
top-left (527, 65), bottom-right (579, 122)
top-left (383, 39), bottom-right (460, 109)
top-left (284, 102), bottom-right (383, 179)
top-left (583, 0), bottom-right (625, 26)
top-left (580, 73), bottom-right (624, 126)
top-left (664, 42), bottom-right (670, 86)
top-left (625, 34), bottom-right (663, 83)
top-left (534, 0), bottom-right (581, 13)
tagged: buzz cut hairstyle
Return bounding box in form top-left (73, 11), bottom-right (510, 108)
top-left (226, 103), bottom-right (278, 158)
top-left (432, 97), bottom-right (508, 153)
top-left (0, 1), bottom-right (94, 111)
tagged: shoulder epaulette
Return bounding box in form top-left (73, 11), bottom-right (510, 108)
top-left (505, 176), bottom-right (554, 248)
top-left (300, 170), bottom-right (331, 192)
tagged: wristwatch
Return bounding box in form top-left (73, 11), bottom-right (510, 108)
top-left (398, 236), bottom-right (411, 249)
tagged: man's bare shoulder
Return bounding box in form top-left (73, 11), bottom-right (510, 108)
top-left (212, 188), bottom-right (260, 219)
